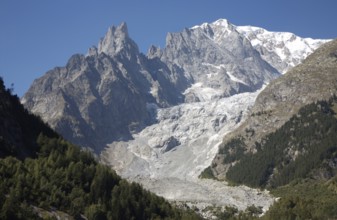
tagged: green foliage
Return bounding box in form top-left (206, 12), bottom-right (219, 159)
top-left (246, 205), bottom-right (263, 216)
top-left (263, 179), bottom-right (337, 220)
top-left (226, 100), bottom-right (337, 188)
top-left (215, 206), bottom-right (239, 220)
top-left (85, 204), bottom-right (107, 220)
top-left (218, 137), bottom-right (246, 164)
top-left (208, 205), bottom-right (263, 220)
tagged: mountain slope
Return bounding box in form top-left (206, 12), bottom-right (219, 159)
top-left (0, 78), bottom-right (201, 220)
top-left (226, 100), bottom-right (337, 187)
top-left (211, 38), bottom-right (337, 180)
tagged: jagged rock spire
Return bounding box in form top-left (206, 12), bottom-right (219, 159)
top-left (97, 22), bottom-right (139, 57)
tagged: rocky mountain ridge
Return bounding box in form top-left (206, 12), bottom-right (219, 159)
top-left (22, 23), bottom-right (187, 152)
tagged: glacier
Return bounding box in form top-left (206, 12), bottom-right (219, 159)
top-left (101, 87), bottom-right (274, 212)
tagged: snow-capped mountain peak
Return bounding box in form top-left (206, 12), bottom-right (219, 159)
top-left (192, 18), bottom-right (232, 29)
top-left (191, 18), bottom-right (237, 42)
top-left (236, 25), bottom-right (330, 73)
top-left (190, 19), bottom-right (329, 74)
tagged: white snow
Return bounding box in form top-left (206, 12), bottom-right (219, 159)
top-left (183, 82), bottom-right (223, 102)
top-left (192, 19), bottom-right (230, 30)
top-left (226, 71), bottom-right (248, 85)
top-left (202, 63), bottom-right (248, 86)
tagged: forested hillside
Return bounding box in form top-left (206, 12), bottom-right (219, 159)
top-left (0, 79), bottom-right (57, 158)
top-left (0, 77), bottom-right (201, 220)
top-left (225, 99), bottom-right (337, 188)
top-left (216, 99), bottom-right (337, 219)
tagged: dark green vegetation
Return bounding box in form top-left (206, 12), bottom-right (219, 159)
top-left (0, 137), bottom-right (200, 220)
top-left (225, 99), bottom-right (337, 188)
top-left (264, 178), bottom-right (337, 219)
top-left (219, 138), bottom-right (246, 164)
top-left (0, 79), bottom-right (57, 159)
top-left (0, 77), bottom-right (201, 220)
top-left (204, 205), bottom-right (263, 220)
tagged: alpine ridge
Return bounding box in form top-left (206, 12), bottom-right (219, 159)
top-left (22, 23), bottom-right (187, 152)
top-left (22, 19), bottom-right (329, 213)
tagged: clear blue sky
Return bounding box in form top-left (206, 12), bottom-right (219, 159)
top-left (1, 0), bottom-right (337, 97)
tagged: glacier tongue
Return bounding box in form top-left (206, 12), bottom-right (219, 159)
top-left (101, 88), bottom-right (274, 211)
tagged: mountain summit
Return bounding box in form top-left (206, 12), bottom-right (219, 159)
top-left (97, 22), bottom-right (140, 57)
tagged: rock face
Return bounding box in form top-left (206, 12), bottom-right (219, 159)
top-left (212, 38), bottom-right (337, 179)
top-left (22, 19), bottom-right (329, 210)
top-left (150, 19), bottom-right (280, 101)
top-left (22, 23), bottom-right (186, 152)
